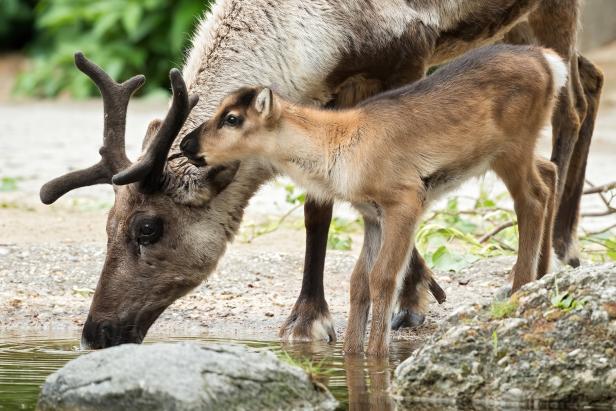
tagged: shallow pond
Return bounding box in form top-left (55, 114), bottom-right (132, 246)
top-left (0, 332), bottom-right (420, 410)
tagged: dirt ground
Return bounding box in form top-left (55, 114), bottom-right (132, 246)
top-left (1, 43), bottom-right (615, 343)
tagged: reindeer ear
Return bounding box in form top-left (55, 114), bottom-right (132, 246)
top-left (254, 88), bottom-right (273, 117)
top-left (142, 119), bottom-right (162, 151)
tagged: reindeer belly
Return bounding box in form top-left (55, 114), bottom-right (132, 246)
top-left (422, 157), bottom-right (494, 205)
top-left (430, 0), bottom-right (537, 64)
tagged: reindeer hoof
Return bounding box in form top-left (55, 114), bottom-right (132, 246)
top-left (279, 304), bottom-right (336, 343)
top-left (391, 309), bottom-right (425, 330)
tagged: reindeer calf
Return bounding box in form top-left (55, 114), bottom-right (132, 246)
top-left (181, 44), bottom-right (564, 356)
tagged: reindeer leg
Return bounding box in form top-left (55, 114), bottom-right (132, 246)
top-left (528, 1), bottom-right (588, 267)
top-left (391, 248), bottom-right (446, 330)
top-left (279, 198), bottom-right (336, 342)
top-left (552, 54), bottom-right (604, 267)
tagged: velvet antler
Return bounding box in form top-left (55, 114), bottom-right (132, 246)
top-left (39, 52), bottom-right (145, 204)
top-left (112, 69), bottom-right (199, 192)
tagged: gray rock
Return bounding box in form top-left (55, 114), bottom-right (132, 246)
top-left (393, 263), bottom-right (616, 409)
top-left (37, 342), bottom-right (337, 411)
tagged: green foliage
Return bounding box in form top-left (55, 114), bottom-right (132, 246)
top-left (282, 183), bottom-right (361, 251)
top-left (0, 0), bottom-right (36, 50)
top-left (327, 217), bottom-right (361, 251)
top-left (491, 330), bottom-right (498, 357)
top-left (581, 232), bottom-right (616, 263)
top-left (14, 0), bottom-right (211, 97)
top-left (0, 177), bottom-right (21, 192)
top-left (550, 276), bottom-right (584, 312)
top-left (415, 193), bottom-right (517, 272)
top-left (283, 183), bottom-right (307, 206)
top-left (550, 292), bottom-right (584, 311)
top-left (244, 181), bottom-right (615, 266)
top-left (490, 299), bottom-right (518, 319)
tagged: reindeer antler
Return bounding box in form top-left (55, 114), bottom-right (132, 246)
top-left (112, 69), bottom-right (199, 192)
top-left (40, 52), bottom-right (145, 204)
top-left (40, 52), bottom-right (198, 204)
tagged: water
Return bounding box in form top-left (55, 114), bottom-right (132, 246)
top-left (0, 332), bottom-right (419, 410)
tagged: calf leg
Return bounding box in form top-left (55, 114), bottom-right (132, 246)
top-left (279, 198), bottom-right (336, 342)
top-left (552, 55), bottom-right (604, 266)
top-left (495, 158), bottom-right (550, 292)
top-left (536, 157), bottom-right (558, 278)
top-left (343, 215), bottom-right (381, 354)
top-left (366, 200), bottom-right (422, 356)
top-left (337, 73), bottom-right (446, 332)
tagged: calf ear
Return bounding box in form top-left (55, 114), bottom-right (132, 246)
top-left (254, 88), bottom-right (273, 117)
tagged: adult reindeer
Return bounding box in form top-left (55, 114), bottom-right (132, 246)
top-left (41, 0), bottom-right (602, 349)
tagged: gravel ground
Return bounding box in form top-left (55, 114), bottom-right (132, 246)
top-left (0, 226), bottom-right (516, 343)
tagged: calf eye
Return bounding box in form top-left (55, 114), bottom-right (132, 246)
top-left (134, 217), bottom-right (163, 246)
top-left (224, 114), bottom-right (241, 127)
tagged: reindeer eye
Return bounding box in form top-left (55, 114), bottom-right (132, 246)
top-left (134, 216), bottom-right (163, 246)
top-left (224, 114), bottom-right (241, 127)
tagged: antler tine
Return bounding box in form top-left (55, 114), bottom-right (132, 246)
top-left (74, 52), bottom-right (145, 172)
top-left (112, 68), bottom-right (199, 191)
top-left (39, 52), bottom-right (145, 205)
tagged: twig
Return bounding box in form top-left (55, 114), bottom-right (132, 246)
top-left (583, 181), bottom-right (616, 195)
top-left (479, 221), bottom-right (516, 243)
top-left (241, 203), bottom-right (303, 243)
top-left (583, 180), bottom-right (616, 218)
top-left (584, 222), bottom-right (616, 236)
top-left (582, 210), bottom-right (616, 217)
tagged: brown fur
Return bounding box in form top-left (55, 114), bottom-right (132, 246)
top-left (56, 0), bottom-right (603, 349)
top-left (184, 44), bottom-right (562, 355)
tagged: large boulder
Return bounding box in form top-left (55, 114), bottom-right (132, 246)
top-left (37, 342), bottom-right (337, 411)
top-left (393, 263), bottom-right (616, 409)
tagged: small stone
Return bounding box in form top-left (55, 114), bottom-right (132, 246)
top-left (603, 303), bottom-right (616, 319)
top-left (548, 376), bottom-right (562, 389)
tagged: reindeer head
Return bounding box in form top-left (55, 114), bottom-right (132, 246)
top-left (41, 54), bottom-right (244, 349)
top-left (180, 87), bottom-right (282, 167)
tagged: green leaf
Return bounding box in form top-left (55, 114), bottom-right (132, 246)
top-left (122, 4), bottom-right (143, 40)
top-left (0, 177), bottom-right (19, 192)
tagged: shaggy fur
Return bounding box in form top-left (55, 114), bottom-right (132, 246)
top-left (65, 0), bottom-right (603, 349)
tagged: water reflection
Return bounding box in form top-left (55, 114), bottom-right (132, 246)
top-left (0, 332), bottom-right (420, 410)
top-left (0, 333), bottom-right (602, 410)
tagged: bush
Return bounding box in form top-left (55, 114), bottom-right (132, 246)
top-left (0, 0), bottom-right (36, 50)
top-left (14, 0), bottom-right (212, 98)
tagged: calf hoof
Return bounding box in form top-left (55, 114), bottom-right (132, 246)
top-left (554, 238), bottom-right (581, 268)
top-left (391, 309), bottom-right (425, 330)
top-left (279, 301), bottom-right (336, 343)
